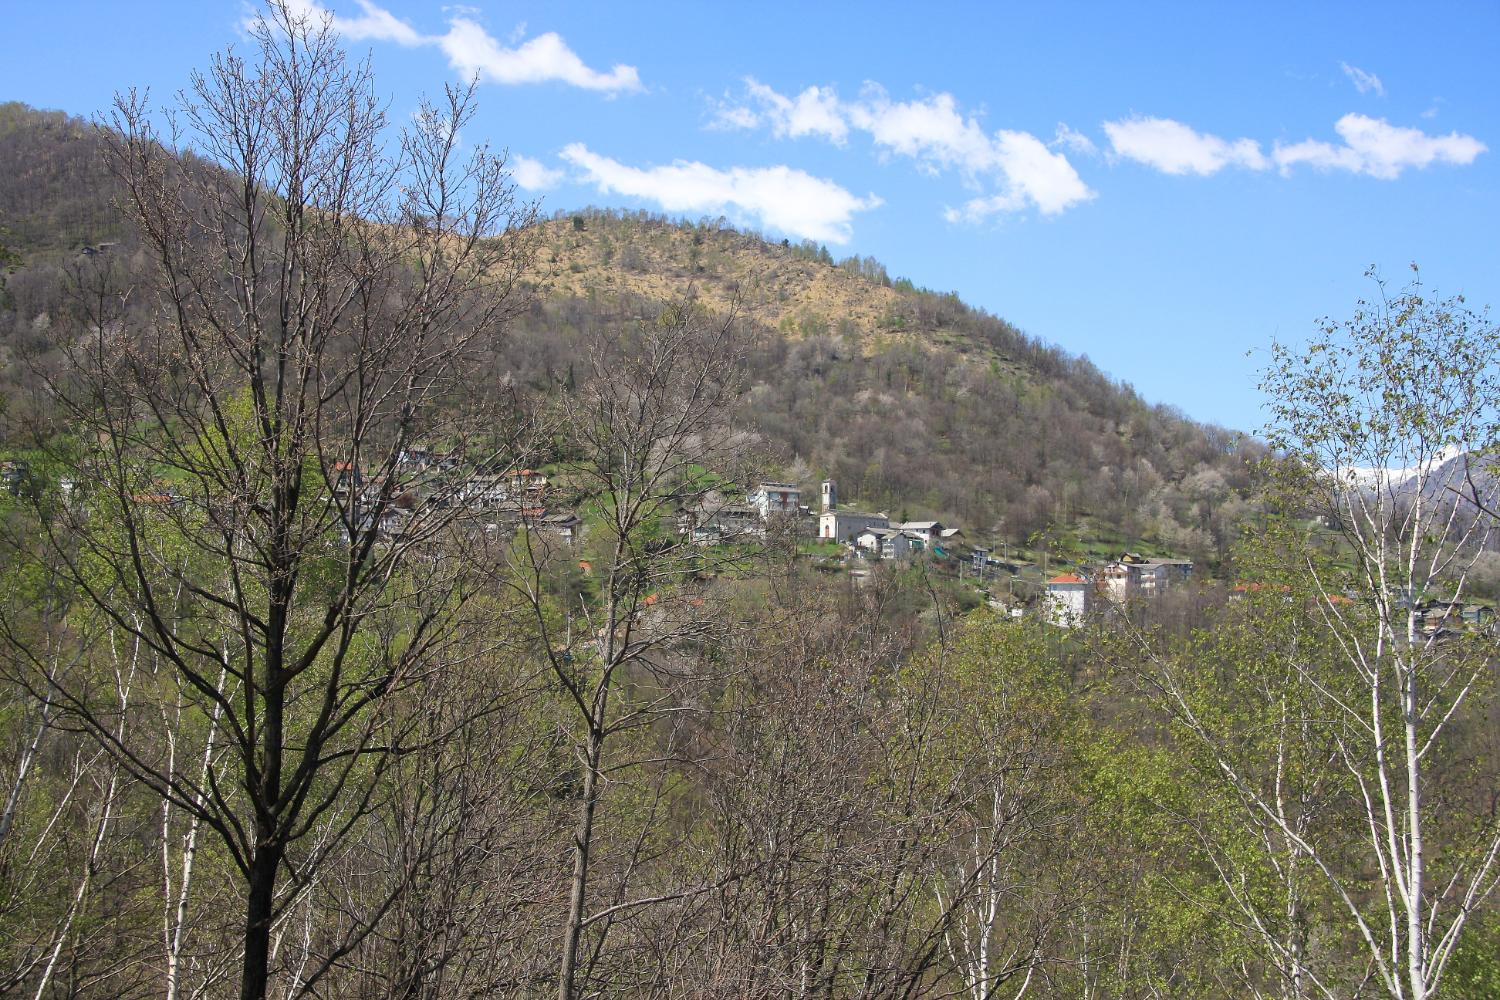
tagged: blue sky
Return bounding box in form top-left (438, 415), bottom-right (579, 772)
top-left (5, 2), bottom-right (1497, 433)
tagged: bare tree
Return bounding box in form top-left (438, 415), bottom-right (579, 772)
top-left (500, 302), bottom-right (756, 1000)
top-left (2, 4), bottom-right (536, 998)
top-left (283, 615), bottom-right (566, 1000)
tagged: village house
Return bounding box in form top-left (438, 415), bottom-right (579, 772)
top-left (1097, 552), bottom-right (1194, 603)
top-left (895, 521), bottom-right (945, 549)
top-left (1, 460), bottom-right (31, 497)
top-left (821, 509), bottom-right (890, 542)
top-left (537, 510), bottom-right (583, 541)
top-left (680, 502), bottom-right (764, 544)
top-left (748, 481), bottom-right (801, 520)
top-left (457, 473), bottom-right (510, 509)
top-left (395, 447), bottom-right (459, 474)
top-left (1045, 573), bottom-right (1091, 627)
top-left (505, 469), bottom-right (549, 503)
top-left (855, 526), bottom-right (911, 561)
top-left (1413, 599), bottom-right (1497, 637)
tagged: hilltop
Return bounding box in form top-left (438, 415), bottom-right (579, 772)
top-left (528, 207), bottom-right (1050, 376)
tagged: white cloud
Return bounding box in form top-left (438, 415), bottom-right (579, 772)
top-left (277, 1), bottom-right (640, 93)
top-left (559, 144), bottom-right (881, 243)
top-left (1103, 116), bottom-right (1268, 175)
top-left (510, 153), bottom-right (563, 191)
top-left (1341, 62), bottom-right (1385, 97)
top-left (326, 0), bottom-right (424, 44)
top-left (718, 80), bottom-right (1094, 218)
top-left (846, 91), bottom-right (979, 165)
top-left (440, 20), bottom-right (640, 92)
top-left (990, 130), bottom-right (1095, 215)
top-left (1103, 111), bottom-right (1485, 182)
top-left (1275, 113), bottom-right (1486, 179)
top-left (734, 80), bottom-right (849, 143)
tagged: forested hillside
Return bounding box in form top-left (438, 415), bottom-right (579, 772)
top-left (0, 101), bottom-right (1259, 566)
top-left (509, 208), bottom-right (1262, 560)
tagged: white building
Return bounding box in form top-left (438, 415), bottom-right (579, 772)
top-left (1045, 573), bottom-right (1090, 627)
top-left (749, 481), bottom-right (801, 520)
top-left (820, 509), bottom-right (889, 542)
top-left (895, 521), bottom-right (945, 548)
top-left (458, 474), bottom-right (509, 508)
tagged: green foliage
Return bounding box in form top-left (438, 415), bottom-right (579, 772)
top-left (1445, 913), bottom-right (1500, 999)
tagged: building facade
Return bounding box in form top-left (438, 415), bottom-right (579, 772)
top-left (1045, 573), bottom-right (1090, 627)
top-left (820, 509), bottom-right (890, 542)
top-left (749, 481), bottom-right (802, 520)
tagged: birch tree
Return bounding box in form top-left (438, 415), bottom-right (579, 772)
top-left (1147, 269), bottom-right (1500, 999)
top-left (925, 619), bottom-right (1088, 1000)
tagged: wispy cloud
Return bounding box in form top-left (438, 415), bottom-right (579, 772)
top-left (1275, 113), bottom-right (1486, 179)
top-left (559, 144), bottom-right (882, 244)
top-left (509, 153), bottom-right (563, 191)
top-left (1341, 62), bottom-right (1385, 97)
top-left (1053, 123), bottom-right (1098, 158)
top-left (279, 0), bottom-right (641, 93)
top-left (715, 79), bottom-right (1094, 220)
top-left (1103, 112), bottom-right (1485, 181)
top-left (1103, 117), bottom-right (1268, 175)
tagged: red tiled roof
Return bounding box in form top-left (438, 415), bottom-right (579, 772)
top-left (1048, 573), bottom-right (1086, 584)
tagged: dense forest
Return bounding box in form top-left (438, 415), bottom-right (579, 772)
top-left (3, 6), bottom-right (1500, 1000)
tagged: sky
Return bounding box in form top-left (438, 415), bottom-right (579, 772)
top-left (5, 2), bottom-right (1497, 433)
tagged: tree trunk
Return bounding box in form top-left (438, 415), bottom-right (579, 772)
top-left (243, 651), bottom-right (285, 1000)
top-left (242, 840), bottom-right (284, 1000)
top-left (558, 734), bottom-right (602, 1000)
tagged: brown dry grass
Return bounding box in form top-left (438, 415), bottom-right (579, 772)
top-left (524, 216), bottom-right (921, 355)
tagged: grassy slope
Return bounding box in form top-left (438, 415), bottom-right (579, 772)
top-left (525, 210), bottom-right (1028, 374)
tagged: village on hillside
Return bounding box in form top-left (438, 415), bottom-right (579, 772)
top-left (11, 448), bottom-right (1492, 639)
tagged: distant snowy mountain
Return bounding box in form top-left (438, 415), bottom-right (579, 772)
top-left (1346, 447), bottom-right (1466, 490)
top-left (1399, 451), bottom-right (1500, 511)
